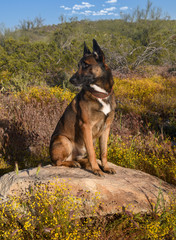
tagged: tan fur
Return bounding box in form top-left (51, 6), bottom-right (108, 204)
top-left (92, 65), bottom-right (103, 78)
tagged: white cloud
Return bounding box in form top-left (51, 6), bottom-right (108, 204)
top-left (104, 7), bottom-right (116, 11)
top-left (106, 0), bottom-right (117, 3)
top-left (108, 12), bottom-right (119, 16)
top-left (84, 10), bottom-right (92, 14)
top-left (80, 10), bottom-right (93, 15)
top-left (77, 9), bottom-right (110, 16)
top-left (93, 10), bottom-right (107, 16)
top-left (72, 8), bottom-right (119, 17)
top-left (78, 6), bottom-right (117, 16)
top-left (62, 1), bottom-right (119, 18)
top-left (65, 7), bottom-right (71, 10)
top-left (73, 2), bottom-right (95, 10)
top-left (60, 5), bottom-right (71, 10)
top-left (120, 6), bottom-right (128, 11)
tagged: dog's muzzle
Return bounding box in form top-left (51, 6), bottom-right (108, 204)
top-left (70, 76), bottom-right (78, 86)
top-left (69, 74), bottom-right (80, 86)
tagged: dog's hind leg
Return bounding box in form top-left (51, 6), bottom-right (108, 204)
top-left (50, 135), bottom-right (80, 168)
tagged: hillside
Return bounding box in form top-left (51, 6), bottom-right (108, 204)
top-left (0, 19), bottom-right (176, 92)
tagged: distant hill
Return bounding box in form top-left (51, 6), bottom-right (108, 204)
top-left (0, 19), bottom-right (176, 91)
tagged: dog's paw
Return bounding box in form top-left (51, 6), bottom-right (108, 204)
top-left (103, 167), bottom-right (116, 174)
top-left (72, 161), bottom-right (81, 168)
top-left (93, 169), bottom-right (105, 177)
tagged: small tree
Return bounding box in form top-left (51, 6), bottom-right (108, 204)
top-left (18, 17), bottom-right (45, 30)
top-left (120, 0), bottom-right (170, 22)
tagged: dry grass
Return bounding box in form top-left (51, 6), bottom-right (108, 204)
top-left (0, 87), bottom-right (70, 170)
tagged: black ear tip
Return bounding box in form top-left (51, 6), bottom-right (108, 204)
top-left (83, 41), bottom-right (91, 55)
top-left (92, 39), bottom-right (105, 62)
top-left (93, 39), bottom-right (97, 44)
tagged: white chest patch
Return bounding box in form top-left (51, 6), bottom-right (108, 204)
top-left (98, 98), bottom-right (111, 115)
top-left (90, 84), bottom-right (111, 115)
top-left (90, 84), bottom-right (107, 94)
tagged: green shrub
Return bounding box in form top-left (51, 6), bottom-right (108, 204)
top-left (107, 134), bottom-right (176, 184)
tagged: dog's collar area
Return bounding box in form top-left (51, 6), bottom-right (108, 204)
top-left (86, 84), bottom-right (113, 99)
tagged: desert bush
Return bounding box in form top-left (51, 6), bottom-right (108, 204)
top-left (16, 86), bottom-right (75, 103)
top-left (0, 181), bottom-right (175, 239)
top-left (0, 86), bottom-right (74, 168)
top-left (0, 181), bottom-right (101, 239)
top-left (0, 39), bottom-right (66, 91)
top-left (18, 17), bottom-right (45, 31)
top-left (107, 134), bottom-right (176, 184)
top-left (0, 156), bottom-right (13, 176)
top-left (114, 76), bottom-right (176, 137)
top-left (0, 18), bottom-right (176, 90)
top-left (102, 192), bottom-right (176, 239)
top-left (1, 71), bottom-right (46, 92)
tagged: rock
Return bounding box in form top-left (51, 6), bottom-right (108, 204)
top-left (0, 161), bottom-right (175, 216)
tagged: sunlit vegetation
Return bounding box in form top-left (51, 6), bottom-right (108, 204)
top-left (0, 181), bottom-right (102, 239)
top-left (0, 1), bottom-right (176, 238)
top-left (114, 76), bottom-right (176, 137)
top-left (0, 181), bottom-right (176, 239)
top-left (0, 14), bottom-right (176, 92)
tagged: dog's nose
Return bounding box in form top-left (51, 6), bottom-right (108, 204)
top-left (69, 77), bottom-right (76, 84)
top-left (70, 75), bottom-right (78, 85)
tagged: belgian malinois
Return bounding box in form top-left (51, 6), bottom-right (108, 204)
top-left (50, 39), bottom-right (116, 176)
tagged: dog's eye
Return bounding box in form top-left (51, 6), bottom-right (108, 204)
top-left (83, 63), bottom-right (89, 69)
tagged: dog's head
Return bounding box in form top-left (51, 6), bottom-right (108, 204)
top-left (70, 39), bottom-right (108, 87)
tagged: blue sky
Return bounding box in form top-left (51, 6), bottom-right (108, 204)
top-left (0, 0), bottom-right (176, 30)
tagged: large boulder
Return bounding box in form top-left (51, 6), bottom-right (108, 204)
top-left (0, 162), bottom-right (175, 215)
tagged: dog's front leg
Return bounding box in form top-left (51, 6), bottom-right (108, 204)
top-left (99, 113), bottom-right (116, 174)
top-left (80, 121), bottom-right (104, 176)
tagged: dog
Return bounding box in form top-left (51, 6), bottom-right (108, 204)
top-left (50, 39), bottom-right (116, 176)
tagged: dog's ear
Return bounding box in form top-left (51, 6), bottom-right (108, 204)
top-left (93, 39), bottom-right (105, 63)
top-left (83, 42), bottom-right (91, 56)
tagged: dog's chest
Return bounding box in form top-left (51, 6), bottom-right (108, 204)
top-left (97, 98), bottom-right (111, 115)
